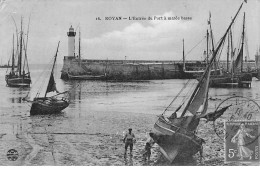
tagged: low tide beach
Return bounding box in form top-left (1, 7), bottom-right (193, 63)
top-left (0, 66), bottom-right (260, 165)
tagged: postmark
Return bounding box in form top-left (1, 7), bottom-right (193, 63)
top-left (213, 96), bottom-right (260, 139)
top-left (225, 121), bottom-right (260, 163)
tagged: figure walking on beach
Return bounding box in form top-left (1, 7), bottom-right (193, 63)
top-left (124, 128), bottom-right (135, 157)
top-left (231, 123), bottom-right (255, 160)
top-left (142, 135), bottom-right (154, 162)
top-left (143, 142), bottom-right (152, 161)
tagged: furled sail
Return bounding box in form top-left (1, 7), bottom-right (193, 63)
top-left (200, 105), bottom-right (231, 122)
top-left (234, 47), bottom-right (243, 72)
top-left (44, 42), bottom-right (60, 97)
top-left (186, 67), bottom-right (210, 116)
top-left (46, 73), bottom-right (58, 94)
top-left (234, 12), bottom-right (245, 73)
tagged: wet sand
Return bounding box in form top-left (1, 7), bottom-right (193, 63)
top-left (1, 109), bottom-right (258, 166)
top-left (0, 110), bottom-right (161, 165)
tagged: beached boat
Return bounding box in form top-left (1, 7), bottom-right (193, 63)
top-left (25, 42), bottom-right (69, 115)
top-left (149, 1), bottom-right (245, 163)
top-left (5, 17), bottom-right (31, 87)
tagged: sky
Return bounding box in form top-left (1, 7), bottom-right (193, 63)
top-left (0, 0), bottom-right (259, 64)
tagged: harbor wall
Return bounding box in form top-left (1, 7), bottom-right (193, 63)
top-left (60, 56), bottom-right (258, 80)
top-left (61, 57), bottom-right (185, 80)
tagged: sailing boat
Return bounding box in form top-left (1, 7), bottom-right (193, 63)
top-left (67, 28), bottom-right (106, 80)
top-left (210, 12), bottom-right (252, 88)
top-left (5, 17), bottom-right (31, 87)
top-left (26, 42), bottom-right (69, 115)
top-left (149, 1), bottom-right (245, 163)
top-left (180, 30), bottom-right (222, 79)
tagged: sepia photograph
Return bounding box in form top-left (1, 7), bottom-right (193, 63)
top-left (0, 0), bottom-right (260, 166)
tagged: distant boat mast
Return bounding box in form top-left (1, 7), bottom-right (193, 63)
top-left (79, 27), bottom-right (81, 66)
top-left (182, 39), bottom-right (185, 71)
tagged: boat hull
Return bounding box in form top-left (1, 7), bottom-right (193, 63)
top-left (179, 69), bottom-right (222, 79)
top-left (150, 131), bottom-right (203, 163)
top-left (5, 76), bottom-right (31, 87)
top-left (152, 116), bottom-right (204, 163)
top-left (68, 73), bottom-right (105, 80)
top-left (210, 76), bottom-right (239, 87)
top-left (209, 73), bottom-right (252, 88)
top-left (30, 98), bottom-right (69, 115)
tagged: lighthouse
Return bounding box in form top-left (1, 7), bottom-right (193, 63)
top-left (67, 25), bottom-right (76, 57)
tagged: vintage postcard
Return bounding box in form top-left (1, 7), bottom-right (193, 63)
top-left (0, 0), bottom-right (260, 166)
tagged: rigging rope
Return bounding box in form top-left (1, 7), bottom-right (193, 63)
top-left (182, 79), bottom-right (197, 103)
top-left (24, 58), bottom-right (54, 99)
top-left (245, 32), bottom-right (250, 60)
top-left (36, 59), bottom-right (54, 97)
top-left (162, 79), bottom-right (191, 115)
top-left (216, 37), bottom-right (226, 65)
top-left (184, 36), bottom-right (207, 59)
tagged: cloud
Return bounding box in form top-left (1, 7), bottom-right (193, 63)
top-left (0, 0), bottom-right (6, 11)
top-left (83, 11), bottom-right (203, 60)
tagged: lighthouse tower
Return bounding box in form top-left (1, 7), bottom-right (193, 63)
top-left (67, 25), bottom-right (76, 57)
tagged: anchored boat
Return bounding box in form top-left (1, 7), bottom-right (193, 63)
top-left (5, 17), bottom-right (31, 87)
top-left (210, 12), bottom-right (252, 88)
top-left (24, 42), bottom-right (69, 115)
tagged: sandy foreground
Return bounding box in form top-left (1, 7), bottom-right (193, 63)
top-left (0, 109), bottom-right (258, 166)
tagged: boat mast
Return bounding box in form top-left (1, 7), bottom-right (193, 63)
top-left (183, 39), bottom-right (185, 71)
top-left (208, 12), bottom-right (216, 72)
top-left (230, 28), bottom-right (234, 75)
top-left (241, 12), bottom-right (245, 73)
top-left (51, 42), bottom-right (59, 77)
top-left (23, 15), bottom-right (31, 74)
top-left (19, 17), bottom-right (23, 76)
top-left (11, 16), bottom-right (19, 74)
top-left (79, 27), bottom-right (81, 67)
top-left (206, 29), bottom-right (209, 65)
top-left (181, 1), bottom-right (245, 117)
top-left (227, 31), bottom-right (230, 72)
top-left (44, 41), bottom-right (60, 98)
top-left (11, 34), bottom-right (15, 73)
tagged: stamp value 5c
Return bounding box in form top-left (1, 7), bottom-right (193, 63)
top-left (225, 121), bottom-right (260, 163)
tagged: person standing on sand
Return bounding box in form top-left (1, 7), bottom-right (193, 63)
top-left (143, 142), bottom-right (152, 161)
top-left (123, 128), bottom-right (135, 156)
top-left (143, 136), bottom-right (154, 161)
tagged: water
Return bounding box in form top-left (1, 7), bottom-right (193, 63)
top-left (0, 64), bottom-right (260, 165)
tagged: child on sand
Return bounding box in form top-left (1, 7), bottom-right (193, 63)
top-left (143, 142), bottom-right (152, 161)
